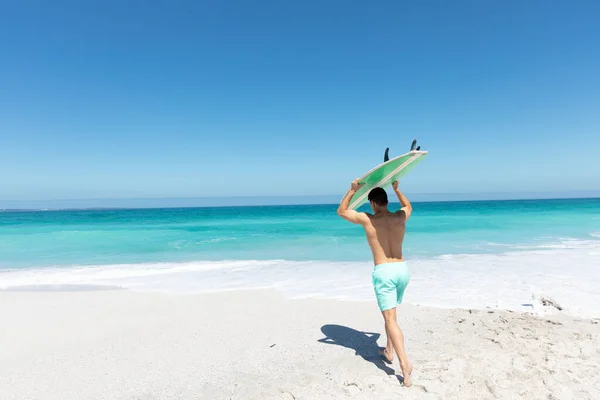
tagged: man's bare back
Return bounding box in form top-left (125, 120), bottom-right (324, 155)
top-left (337, 180), bottom-right (412, 266)
top-left (363, 211), bottom-right (407, 266)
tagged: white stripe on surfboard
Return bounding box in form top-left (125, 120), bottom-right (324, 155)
top-left (349, 152), bottom-right (424, 210)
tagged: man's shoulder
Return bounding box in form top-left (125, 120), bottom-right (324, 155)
top-left (359, 212), bottom-right (375, 224)
top-left (382, 212), bottom-right (407, 224)
top-left (393, 209), bottom-right (408, 219)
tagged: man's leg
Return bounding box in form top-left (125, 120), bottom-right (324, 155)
top-left (382, 307), bottom-right (413, 387)
top-left (380, 335), bottom-right (394, 363)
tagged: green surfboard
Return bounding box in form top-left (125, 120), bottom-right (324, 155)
top-left (345, 150), bottom-right (428, 210)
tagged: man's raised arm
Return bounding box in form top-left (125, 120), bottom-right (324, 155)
top-left (337, 179), bottom-right (368, 225)
top-left (392, 181), bottom-right (412, 220)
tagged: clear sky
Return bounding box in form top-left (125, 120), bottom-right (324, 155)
top-left (1, 1), bottom-right (599, 206)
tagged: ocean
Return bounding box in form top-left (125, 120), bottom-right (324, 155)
top-left (1, 198), bottom-right (600, 317)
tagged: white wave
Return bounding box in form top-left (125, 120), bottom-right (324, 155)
top-left (195, 237), bottom-right (237, 244)
top-left (1, 239), bottom-right (600, 318)
top-left (510, 237), bottom-right (600, 251)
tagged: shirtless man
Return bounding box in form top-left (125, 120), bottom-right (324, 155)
top-left (336, 178), bottom-right (413, 387)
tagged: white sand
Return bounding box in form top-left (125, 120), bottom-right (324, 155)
top-left (1, 288), bottom-right (599, 399)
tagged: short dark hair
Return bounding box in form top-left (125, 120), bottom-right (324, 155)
top-left (368, 187), bottom-right (388, 206)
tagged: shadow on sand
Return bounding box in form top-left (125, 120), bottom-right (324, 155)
top-left (318, 324), bottom-right (396, 376)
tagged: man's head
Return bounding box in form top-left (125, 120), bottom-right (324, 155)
top-left (368, 187), bottom-right (388, 211)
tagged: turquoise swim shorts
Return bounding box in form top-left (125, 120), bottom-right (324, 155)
top-left (372, 261), bottom-right (410, 311)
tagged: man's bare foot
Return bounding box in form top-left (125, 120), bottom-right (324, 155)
top-left (379, 348), bottom-right (393, 364)
top-left (401, 360), bottom-right (413, 387)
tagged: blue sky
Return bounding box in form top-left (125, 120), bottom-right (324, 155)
top-left (1, 1), bottom-right (599, 206)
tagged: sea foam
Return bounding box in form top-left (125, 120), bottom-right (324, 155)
top-left (1, 239), bottom-right (599, 318)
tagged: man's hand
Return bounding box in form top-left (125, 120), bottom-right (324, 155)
top-left (351, 178), bottom-right (365, 192)
top-left (392, 181), bottom-right (399, 190)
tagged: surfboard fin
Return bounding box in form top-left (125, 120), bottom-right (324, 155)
top-left (384, 147), bottom-right (390, 162)
top-left (410, 139), bottom-right (418, 151)
top-left (416, 146), bottom-right (421, 151)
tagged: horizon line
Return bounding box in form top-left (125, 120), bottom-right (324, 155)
top-left (3, 188), bottom-right (600, 204)
top-left (1, 192), bottom-right (599, 212)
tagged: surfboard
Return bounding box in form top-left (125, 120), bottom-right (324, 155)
top-left (344, 147), bottom-right (428, 211)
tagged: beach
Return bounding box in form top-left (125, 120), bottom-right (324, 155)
top-left (1, 288), bottom-right (599, 400)
top-left (2, 200), bottom-right (600, 398)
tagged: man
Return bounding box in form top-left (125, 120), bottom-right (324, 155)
top-left (336, 178), bottom-right (413, 387)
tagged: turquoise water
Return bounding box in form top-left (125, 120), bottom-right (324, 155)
top-left (1, 198), bottom-right (599, 268)
top-left (2, 198), bottom-right (600, 317)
